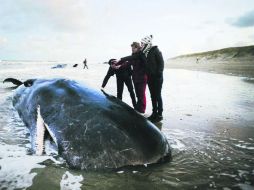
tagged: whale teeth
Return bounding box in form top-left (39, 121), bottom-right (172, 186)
top-left (35, 105), bottom-right (58, 156)
top-left (35, 105), bottom-right (45, 155)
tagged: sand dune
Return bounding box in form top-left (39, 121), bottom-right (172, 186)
top-left (166, 45), bottom-right (254, 77)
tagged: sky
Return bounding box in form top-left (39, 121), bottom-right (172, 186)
top-left (0, 0), bottom-right (253, 63)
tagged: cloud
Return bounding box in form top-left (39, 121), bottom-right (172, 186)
top-left (36, 0), bottom-right (89, 31)
top-left (0, 37), bottom-right (7, 46)
top-left (231, 10), bottom-right (254, 27)
top-left (0, 1), bottom-right (90, 33)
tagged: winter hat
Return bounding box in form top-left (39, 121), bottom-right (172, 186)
top-left (141, 35), bottom-right (153, 45)
top-left (108, 59), bottom-right (117, 65)
top-left (141, 35), bottom-right (153, 57)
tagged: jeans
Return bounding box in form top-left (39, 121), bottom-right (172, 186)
top-left (147, 73), bottom-right (163, 115)
top-left (116, 76), bottom-right (136, 107)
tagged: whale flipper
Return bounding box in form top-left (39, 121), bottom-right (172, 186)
top-left (3, 78), bottom-right (23, 86)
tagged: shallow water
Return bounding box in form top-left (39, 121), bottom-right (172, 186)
top-left (0, 61), bottom-right (253, 190)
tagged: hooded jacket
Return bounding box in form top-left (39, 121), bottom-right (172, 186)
top-left (145, 46), bottom-right (164, 76)
top-left (120, 46), bottom-right (164, 76)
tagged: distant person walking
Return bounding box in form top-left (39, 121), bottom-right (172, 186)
top-left (101, 59), bottom-right (136, 108)
top-left (83, 58), bottom-right (88, 69)
top-left (113, 42), bottom-right (147, 113)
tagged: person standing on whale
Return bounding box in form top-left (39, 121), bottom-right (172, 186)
top-left (101, 59), bottom-right (136, 108)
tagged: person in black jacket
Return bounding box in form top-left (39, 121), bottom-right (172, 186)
top-left (101, 59), bottom-right (136, 108)
top-left (118, 35), bottom-right (164, 123)
top-left (141, 35), bottom-right (164, 122)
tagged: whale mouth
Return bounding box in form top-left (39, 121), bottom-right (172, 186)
top-left (35, 105), bottom-right (58, 155)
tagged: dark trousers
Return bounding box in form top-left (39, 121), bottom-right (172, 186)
top-left (134, 79), bottom-right (147, 113)
top-left (116, 76), bottom-right (136, 107)
top-left (147, 74), bottom-right (163, 115)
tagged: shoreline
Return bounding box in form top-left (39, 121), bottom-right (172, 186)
top-left (165, 60), bottom-right (254, 78)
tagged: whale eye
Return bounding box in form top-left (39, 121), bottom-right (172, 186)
top-left (23, 79), bottom-right (35, 87)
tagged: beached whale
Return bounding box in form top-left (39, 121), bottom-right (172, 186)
top-left (4, 78), bottom-right (171, 170)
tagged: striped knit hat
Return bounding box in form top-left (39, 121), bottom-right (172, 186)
top-left (141, 35), bottom-right (153, 45)
top-left (141, 35), bottom-right (153, 57)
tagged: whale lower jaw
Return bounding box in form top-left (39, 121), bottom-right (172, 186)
top-left (35, 105), bottom-right (58, 155)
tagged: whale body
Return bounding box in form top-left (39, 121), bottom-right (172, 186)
top-left (9, 78), bottom-right (171, 170)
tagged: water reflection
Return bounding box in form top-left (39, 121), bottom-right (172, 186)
top-left (153, 122), bottom-right (162, 130)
